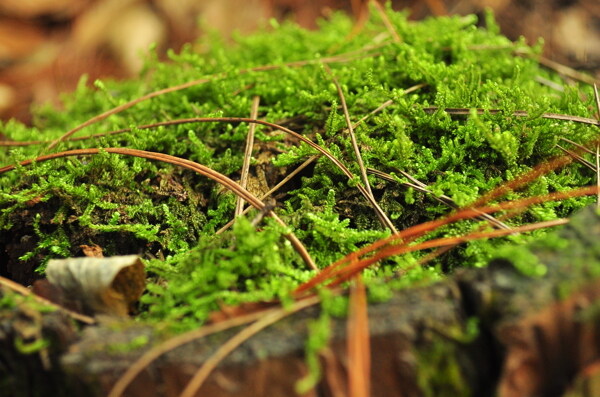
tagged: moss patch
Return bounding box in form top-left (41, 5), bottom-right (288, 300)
top-left (0, 6), bottom-right (597, 331)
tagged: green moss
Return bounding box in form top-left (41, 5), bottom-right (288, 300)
top-left (0, 6), bottom-right (597, 329)
top-left (415, 318), bottom-right (480, 397)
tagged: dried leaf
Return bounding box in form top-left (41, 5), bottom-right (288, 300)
top-left (46, 255), bottom-right (145, 316)
top-left (80, 244), bottom-right (104, 258)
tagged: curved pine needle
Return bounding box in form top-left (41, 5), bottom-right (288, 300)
top-left (2, 116), bottom-right (391, 233)
top-left (107, 308), bottom-right (280, 397)
top-left (0, 275), bottom-right (95, 325)
top-left (2, 107), bottom-right (597, 148)
top-left (0, 148), bottom-right (317, 271)
top-left (217, 155), bottom-right (320, 235)
top-left (294, 183), bottom-right (599, 294)
top-left (327, 66), bottom-right (397, 233)
top-left (177, 295), bottom-right (321, 397)
top-left (369, 0), bottom-right (401, 43)
top-left (43, 47), bottom-right (387, 151)
top-left (327, 218), bottom-right (569, 288)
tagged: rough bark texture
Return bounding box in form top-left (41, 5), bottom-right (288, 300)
top-left (2, 205), bottom-right (600, 397)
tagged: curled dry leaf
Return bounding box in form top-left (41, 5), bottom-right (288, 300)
top-left (45, 255), bottom-right (145, 317)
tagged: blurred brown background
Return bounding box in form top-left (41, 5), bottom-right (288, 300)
top-left (0, 0), bottom-right (599, 124)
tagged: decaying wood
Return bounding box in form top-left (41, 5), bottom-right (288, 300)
top-left (2, 205), bottom-right (600, 396)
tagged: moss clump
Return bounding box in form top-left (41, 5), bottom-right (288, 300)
top-left (0, 6), bottom-right (597, 329)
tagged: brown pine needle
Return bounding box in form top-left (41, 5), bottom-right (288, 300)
top-left (327, 66), bottom-right (397, 233)
top-left (422, 107), bottom-right (600, 126)
top-left (328, 218), bottom-right (569, 288)
top-left (177, 295), bottom-right (322, 397)
top-left (347, 275), bottom-right (371, 397)
top-left (369, 0), bottom-right (401, 43)
top-left (559, 137), bottom-right (597, 155)
top-left (594, 84), bottom-right (600, 207)
top-left (295, 184), bottom-right (598, 295)
top-left (107, 307), bottom-right (280, 397)
top-left (556, 144), bottom-right (597, 172)
top-left (0, 275), bottom-right (95, 325)
top-left (2, 106), bottom-right (598, 148)
top-left (518, 51), bottom-right (599, 86)
top-left (367, 167), bottom-right (510, 230)
top-left (43, 115), bottom-right (385, 237)
top-left (351, 84), bottom-right (426, 130)
top-left (217, 155), bottom-right (320, 235)
top-left (0, 147), bottom-right (317, 271)
top-left (424, 0), bottom-right (447, 16)
top-left (235, 96), bottom-right (260, 217)
top-left (41, 47), bottom-right (387, 151)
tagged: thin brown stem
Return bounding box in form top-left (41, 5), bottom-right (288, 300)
top-left (43, 47), bottom-right (387, 151)
top-left (347, 275), bottom-right (370, 397)
top-left (328, 218), bottom-right (569, 288)
top-left (235, 96), bottom-right (260, 217)
top-left (369, 0), bottom-right (401, 43)
top-left (367, 167), bottom-right (510, 229)
top-left (556, 144), bottom-right (597, 172)
top-left (0, 275), bottom-right (95, 325)
top-left (559, 137), bottom-right (596, 155)
top-left (422, 107), bottom-right (600, 126)
top-left (107, 307), bottom-right (282, 397)
top-left (2, 104), bottom-right (597, 148)
top-left (217, 155), bottom-right (320, 235)
top-left (328, 66), bottom-right (396, 233)
top-left (177, 295), bottom-right (322, 397)
top-left (594, 84), bottom-right (600, 207)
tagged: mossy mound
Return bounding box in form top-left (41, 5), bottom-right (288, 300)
top-left (0, 6), bottom-right (597, 331)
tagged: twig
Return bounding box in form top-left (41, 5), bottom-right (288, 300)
top-left (217, 155), bottom-right (320, 235)
top-left (351, 84), bottom-right (426, 130)
top-left (235, 96), bottom-right (260, 217)
top-left (367, 167), bottom-right (511, 229)
top-left (327, 66), bottom-right (397, 233)
top-left (327, 218), bottom-right (570, 289)
top-left (559, 137), bottom-right (596, 155)
top-left (517, 50), bottom-right (599, 86)
top-left (42, 46), bottom-right (388, 151)
top-left (369, 0), bottom-right (401, 43)
top-left (13, 116), bottom-right (389, 237)
top-left (594, 84), bottom-right (600, 207)
top-left (3, 104), bottom-right (598, 148)
top-left (556, 144), bottom-right (597, 172)
top-left (177, 295), bottom-right (322, 397)
top-left (0, 275), bottom-right (95, 325)
top-left (423, 0), bottom-right (447, 15)
top-left (295, 184), bottom-right (598, 294)
top-left (107, 307), bottom-right (282, 397)
top-left (422, 107), bottom-right (600, 126)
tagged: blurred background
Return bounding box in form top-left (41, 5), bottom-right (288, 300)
top-left (0, 0), bottom-right (598, 124)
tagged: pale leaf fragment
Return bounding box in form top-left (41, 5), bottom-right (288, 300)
top-left (46, 255), bottom-right (145, 317)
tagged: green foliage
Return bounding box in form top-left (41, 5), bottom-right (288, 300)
top-left (0, 6), bottom-right (597, 331)
top-left (416, 319), bottom-right (480, 397)
top-left (140, 217), bottom-right (302, 330)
